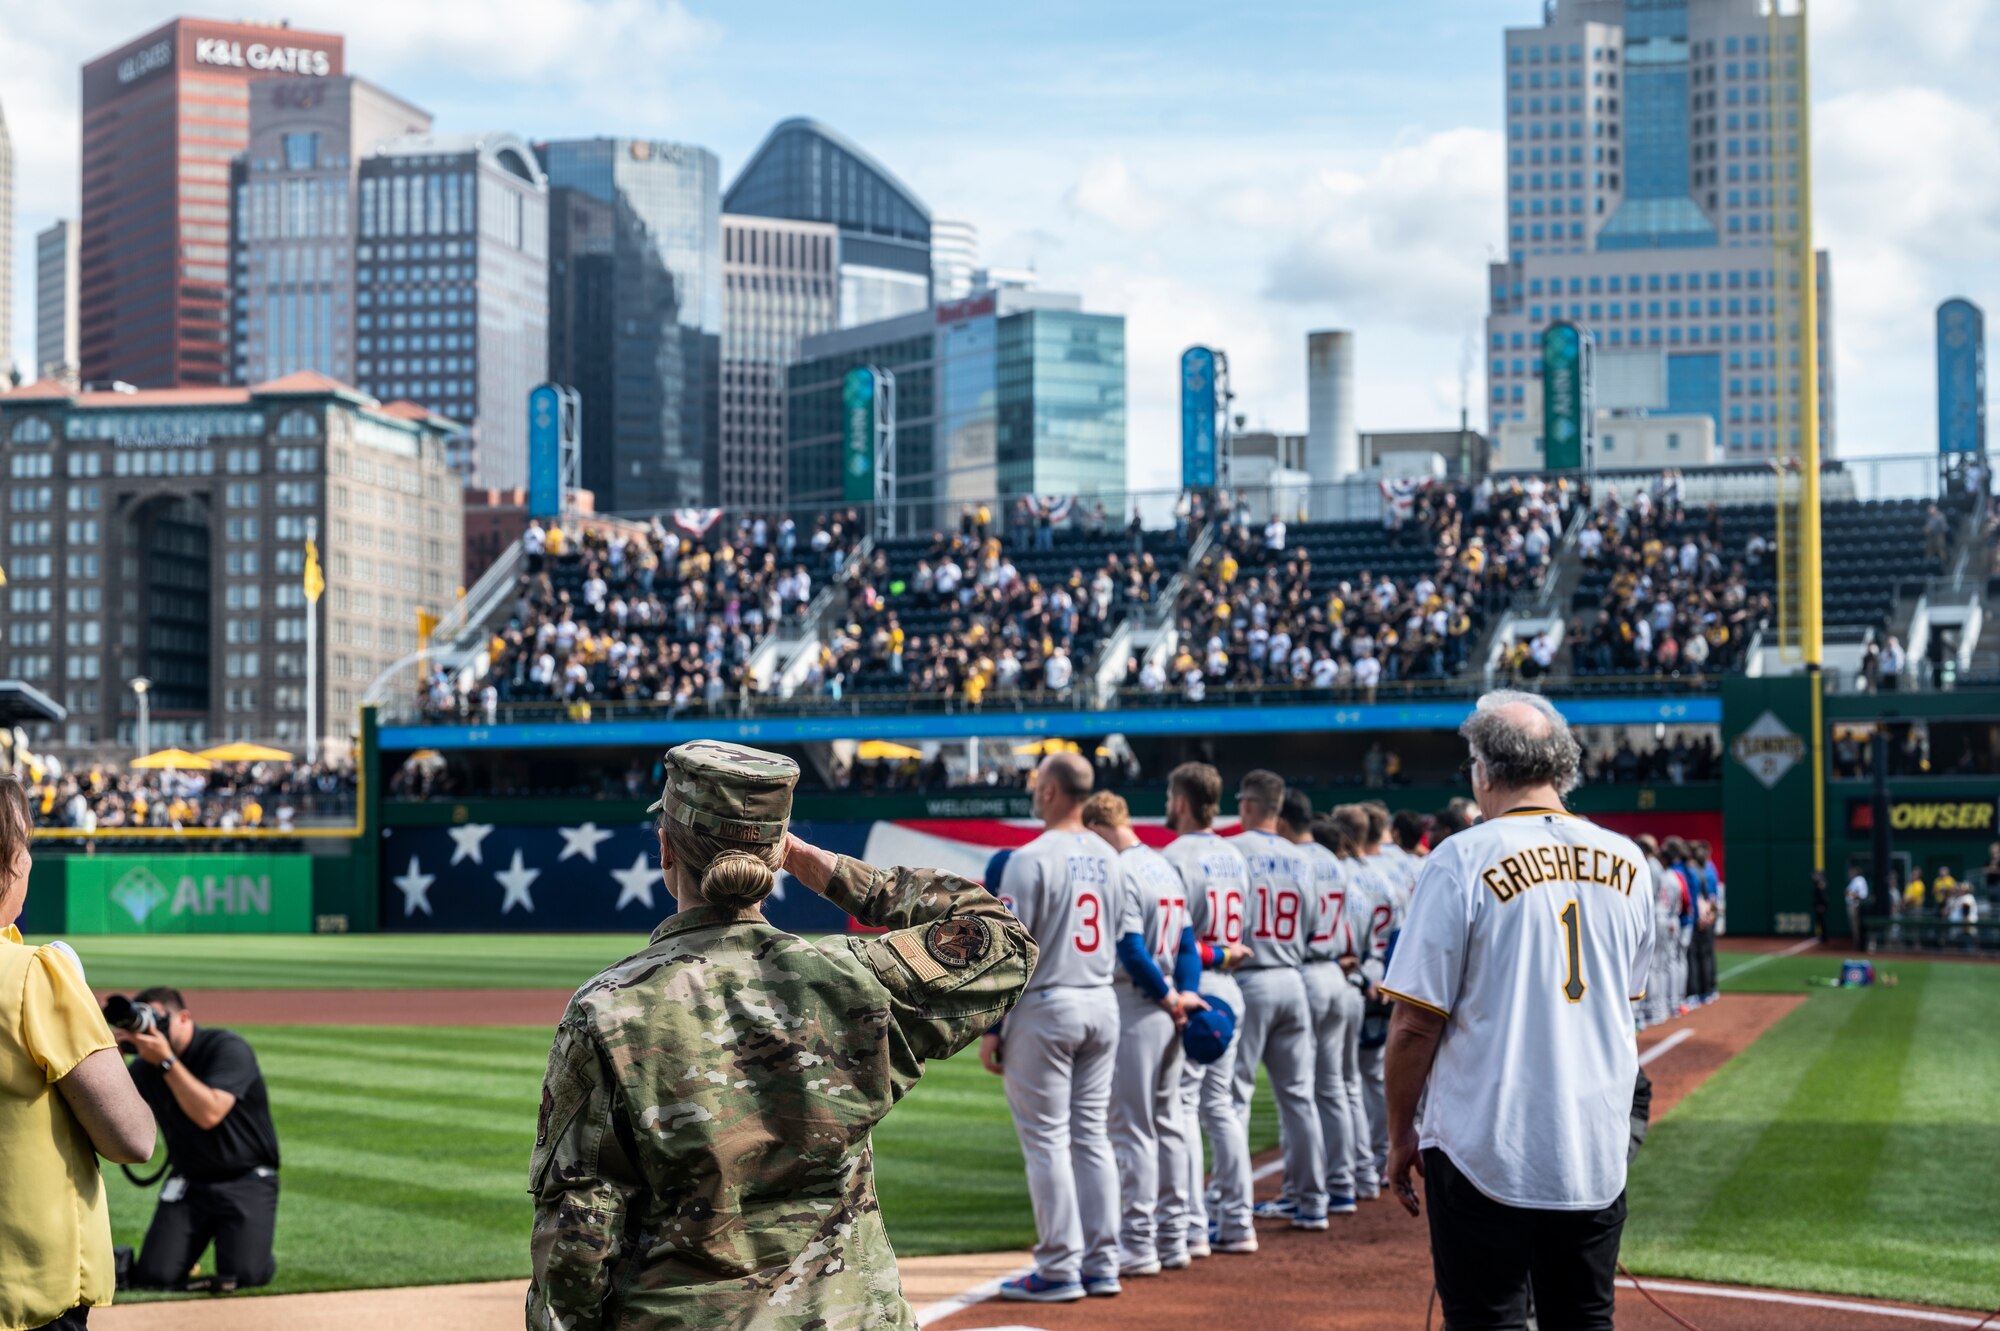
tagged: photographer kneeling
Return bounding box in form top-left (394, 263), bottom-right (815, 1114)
top-left (110, 987), bottom-right (281, 1291)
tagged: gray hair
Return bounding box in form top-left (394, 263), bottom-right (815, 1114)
top-left (1460, 690), bottom-right (1582, 795)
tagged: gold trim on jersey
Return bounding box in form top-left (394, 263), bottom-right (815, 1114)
top-left (1378, 985), bottom-right (1450, 1020)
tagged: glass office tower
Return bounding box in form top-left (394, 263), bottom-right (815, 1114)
top-left (1484, 0), bottom-right (1834, 458)
top-left (537, 138), bottom-right (721, 512)
top-left (725, 118), bottom-right (932, 330)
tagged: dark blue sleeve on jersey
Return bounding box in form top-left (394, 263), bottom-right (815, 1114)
top-left (983, 848), bottom-right (1013, 892)
top-left (1174, 925), bottom-right (1202, 993)
top-left (1117, 932), bottom-right (1172, 1000)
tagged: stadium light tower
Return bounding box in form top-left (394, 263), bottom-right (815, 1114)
top-left (129, 676), bottom-right (150, 755)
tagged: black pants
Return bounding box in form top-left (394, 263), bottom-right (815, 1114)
top-left (34, 1311), bottom-right (88, 1330)
top-left (133, 1170), bottom-right (279, 1289)
top-left (1423, 1148), bottom-right (1625, 1331)
top-left (1688, 926), bottom-right (1718, 998)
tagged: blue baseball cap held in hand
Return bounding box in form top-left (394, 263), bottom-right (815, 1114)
top-left (1182, 995), bottom-right (1236, 1064)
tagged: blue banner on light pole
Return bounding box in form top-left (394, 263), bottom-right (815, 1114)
top-left (1181, 346), bottom-right (1217, 489)
top-left (527, 383), bottom-right (562, 516)
top-left (1937, 298), bottom-right (1986, 456)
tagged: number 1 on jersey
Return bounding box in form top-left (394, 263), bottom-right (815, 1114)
top-left (1559, 900), bottom-right (1586, 1003)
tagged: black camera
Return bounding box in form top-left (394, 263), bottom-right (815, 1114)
top-left (102, 994), bottom-right (160, 1037)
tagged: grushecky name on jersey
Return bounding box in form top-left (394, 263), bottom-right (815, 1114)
top-left (1481, 843), bottom-right (1640, 904)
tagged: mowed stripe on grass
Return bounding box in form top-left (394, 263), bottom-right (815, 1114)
top-left (1625, 955), bottom-right (2000, 1312)
top-left (106, 1025), bottom-right (550, 1300)
top-left (31, 933), bottom-right (653, 991)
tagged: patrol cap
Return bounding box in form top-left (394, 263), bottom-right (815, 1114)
top-left (1181, 995), bottom-right (1237, 1065)
top-left (647, 741), bottom-right (799, 845)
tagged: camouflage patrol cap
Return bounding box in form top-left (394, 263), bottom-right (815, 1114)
top-left (647, 740), bottom-right (799, 845)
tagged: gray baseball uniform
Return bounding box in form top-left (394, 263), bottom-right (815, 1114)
top-left (1161, 830), bottom-right (1248, 1251)
top-left (997, 829), bottom-right (1125, 1284)
top-left (1351, 850), bottom-right (1404, 1180)
top-left (1224, 828), bottom-right (1326, 1231)
top-left (1642, 853), bottom-right (1680, 1027)
top-left (1299, 839), bottom-right (1365, 1203)
top-left (1109, 842), bottom-right (1193, 1269)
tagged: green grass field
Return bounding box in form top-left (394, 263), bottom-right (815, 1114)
top-left (101, 1022), bottom-right (1279, 1299)
top-left (40, 932), bottom-right (649, 991)
top-left (40, 934), bottom-right (2000, 1309)
top-left (1624, 950), bottom-right (2000, 1311)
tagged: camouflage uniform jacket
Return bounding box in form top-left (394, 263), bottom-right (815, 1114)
top-left (528, 856), bottom-right (1035, 1330)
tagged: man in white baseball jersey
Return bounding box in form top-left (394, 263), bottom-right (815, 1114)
top-left (988, 753), bottom-right (1126, 1303)
top-left (1225, 770), bottom-right (1328, 1236)
top-left (1284, 792), bottom-right (1363, 1215)
top-left (1159, 763), bottom-right (1254, 1259)
top-left (1383, 691), bottom-right (1654, 1330)
top-left (1082, 792), bottom-right (1208, 1277)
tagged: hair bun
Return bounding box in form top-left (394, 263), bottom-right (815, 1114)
top-left (700, 850), bottom-right (777, 909)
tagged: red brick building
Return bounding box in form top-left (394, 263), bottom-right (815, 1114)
top-left (80, 18), bottom-right (345, 388)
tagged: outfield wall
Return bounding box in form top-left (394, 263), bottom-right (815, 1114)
top-left (368, 788), bottom-right (1723, 935)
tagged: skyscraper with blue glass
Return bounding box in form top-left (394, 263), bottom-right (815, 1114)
top-left (537, 138), bottom-right (721, 511)
top-left (1485, 0), bottom-right (1834, 460)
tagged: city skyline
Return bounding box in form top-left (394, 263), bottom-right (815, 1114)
top-left (4, 1), bottom-right (1997, 497)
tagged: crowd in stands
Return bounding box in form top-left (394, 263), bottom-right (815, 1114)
top-left (1564, 470), bottom-right (1768, 678)
top-left (801, 509), bottom-right (1169, 705)
top-left (29, 762), bottom-right (355, 830)
top-left (1156, 478), bottom-right (1569, 698)
top-left (1580, 731), bottom-right (1723, 784)
top-left (429, 510), bottom-right (867, 718)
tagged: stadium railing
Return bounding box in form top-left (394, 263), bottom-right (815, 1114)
top-left (381, 670), bottom-right (1726, 730)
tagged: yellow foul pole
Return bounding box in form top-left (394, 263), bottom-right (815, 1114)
top-left (1793, 0), bottom-right (1826, 879)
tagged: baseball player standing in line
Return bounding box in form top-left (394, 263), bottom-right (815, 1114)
top-left (1360, 802), bottom-right (1415, 1182)
top-left (1315, 818), bottom-right (1382, 1205)
top-left (1331, 804), bottom-right (1392, 1198)
top-left (1383, 692), bottom-right (1654, 1329)
top-left (1285, 794), bottom-right (1363, 1215)
top-left (1226, 771), bottom-right (1329, 1235)
top-left (1634, 835), bottom-right (1678, 1028)
top-left (1159, 763), bottom-right (1254, 1259)
top-left (987, 754), bottom-right (1127, 1303)
top-left (1082, 792), bottom-right (1209, 1277)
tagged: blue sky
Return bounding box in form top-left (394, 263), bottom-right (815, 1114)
top-left (7, 0), bottom-right (1999, 494)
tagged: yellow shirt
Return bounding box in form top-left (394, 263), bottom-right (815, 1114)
top-left (0, 927), bottom-right (118, 1328)
top-left (1903, 879), bottom-right (1926, 909)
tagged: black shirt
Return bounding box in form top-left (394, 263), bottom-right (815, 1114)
top-left (130, 1026), bottom-right (281, 1182)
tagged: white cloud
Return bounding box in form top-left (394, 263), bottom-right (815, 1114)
top-left (1064, 155), bottom-right (1167, 232)
top-left (1258, 128), bottom-right (1505, 328)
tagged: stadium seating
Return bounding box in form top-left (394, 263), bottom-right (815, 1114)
top-left (825, 525), bottom-right (1182, 700)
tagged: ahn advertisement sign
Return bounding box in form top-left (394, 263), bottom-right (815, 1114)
top-left (65, 855), bottom-right (314, 934)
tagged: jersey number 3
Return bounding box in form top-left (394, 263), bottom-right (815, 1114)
top-left (1073, 891), bottom-right (1102, 953)
top-left (1559, 900), bottom-right (1586, 1003)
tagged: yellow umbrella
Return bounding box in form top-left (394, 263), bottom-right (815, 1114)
top-left (856, 740), bottom-right (922, 762)
top-left (198, 742), bottom-right (295, 763)
top-left (130, 748), bottom-right (214, 770)
top-left (1012, 738), bottom-right (1081, 757)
